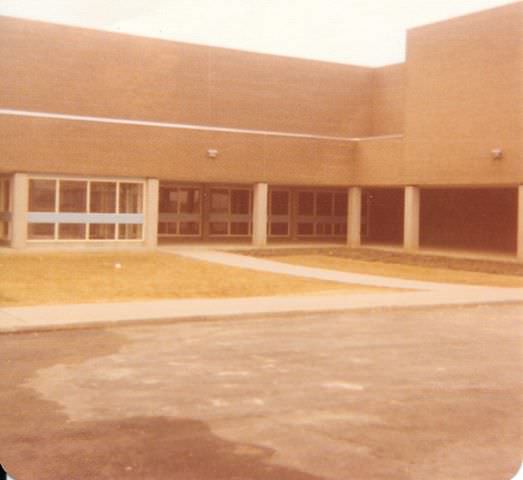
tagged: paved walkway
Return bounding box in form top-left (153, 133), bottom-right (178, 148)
top-left (1, 248), bottom-right (522, 333)
top-left (167, 248), bottom-right (488, 291)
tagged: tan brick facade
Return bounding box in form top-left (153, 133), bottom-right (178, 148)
top-left (1, 3), bottom-right (522, 254)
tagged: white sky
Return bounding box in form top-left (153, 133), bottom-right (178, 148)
top-left (0, 0), bottom-right (518, 66)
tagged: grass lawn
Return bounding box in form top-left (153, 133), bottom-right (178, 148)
top-left (257, 253), bottom-right (523, 288)
top-left (0, 251), bottom-right (391, 307)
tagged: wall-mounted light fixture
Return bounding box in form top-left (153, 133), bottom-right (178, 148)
top-left (491, 148), bottom-right (503, 160)
top-left (207, 148), bottom-right (218, 159)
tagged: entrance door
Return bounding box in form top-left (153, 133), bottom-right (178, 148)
top-left (158, 184), bottom-right (202, 238)
top-left (208, 187), bottom-right (252, 237)
top-left (269, 189), bottom-right (291, 237)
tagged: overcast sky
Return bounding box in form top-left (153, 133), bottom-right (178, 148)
top-left (0, 0), bottom-right (518, 66)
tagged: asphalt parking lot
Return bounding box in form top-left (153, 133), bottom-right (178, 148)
top-left (1, 303), bottom-right (522, 479)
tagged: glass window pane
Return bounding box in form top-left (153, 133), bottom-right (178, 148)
top-left (231, 222), bottom-right (249, 235)
top-left (118, 224), bottom-right (142, 240)
top-left (0, 222), bottom-right (9, 240)
top-left (316, 192), bottom-right (333, 216)
top-left (119, 183), bottom-right (143, 214)
top-left (0, 179), bottom-right (9, 212)
top-left (334, 193), bottom-right (348, 216)
top-left (270, 191), bottom-right (289, 216)
top-left (210, 189), bottom-right (229, 214)
top-left (59, 223), bottom-right (86, 239)
top-left (59, 181), bottom-right (87, 213)
top-left (159, 186), bottom-right (178, 213)
top-left (179, 222), bottom-right (199, 235)
top-left (334, 223), bottom-right (347, 235)
top-left (29, 179), bottom-right (56, 212)
top-left (298, 192), bottom-right (314, 216)
top-left (297, 223), bottom-right (314, 235)
top-left (179, 188), bottom-right (201, 214)
top-left (90, 182), bottom-right (116, 213)
top-left (231, 190), bottom-right (250, 215)
top-left (317, 222), bottom-right (332, 235)
top-left (270, 222), bottom-right (288, 236)
top-left (89, 224), bottom-right (115, 240)
top-left (158, 222), bottom-right (177, 235)
top-left (210, 222), bottom-right (228, 235)
top-left (28, 223), bottom-right (54, 239)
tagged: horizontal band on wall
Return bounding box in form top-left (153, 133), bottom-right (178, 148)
top-left (0, 108), bottom-right (358, 142)
top-left (27, 212), bottom-right (144, 224)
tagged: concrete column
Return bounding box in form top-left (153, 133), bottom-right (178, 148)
top-left (347, 187), bottom-right (362, 248)
top-left (252, 183), bottom-right (268, 247)
top-left (11, 173), bottom-right (29, 249)
top-left (144, 178), bottom-right (159, 248)
top-left (403, 185), bottom-right (420, 251)
top-left (518, 185), bottom-right (523, 261)
top-left (0, 178), bottom-right (8, 240)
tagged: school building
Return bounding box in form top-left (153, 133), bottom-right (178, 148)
top-left (1, 2), bottom-right (522, 259)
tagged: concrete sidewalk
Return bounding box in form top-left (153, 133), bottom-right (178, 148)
top-left (1, 248), bottom-right (521, 333)
top-left (1, 287), bottom-right (522, 334)
top-left (166, 248), bottom-right (490, 291)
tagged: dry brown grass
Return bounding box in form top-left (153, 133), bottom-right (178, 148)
top-left (0, 252), bottom-right (391, 306)
top-left (269, 254), bottom-right (523, 288)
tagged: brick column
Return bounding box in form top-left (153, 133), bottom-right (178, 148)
top-left (252, 183), bottom-right (268, 247)
top-left (144, 178), bottom-right (159, 248)
top-left (403, 186), bottom-right (420, 251)
top-left (518, 185), bottom-right (523, 261)
top-left (347, 187), bottom-right (362, 248)
top-left (10, 173), bottom-right (28, 249)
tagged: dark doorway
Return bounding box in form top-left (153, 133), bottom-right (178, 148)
top-left (420, 188), bottom-right (517, 254)
top-left (362, 188), bottom-right (404, 246)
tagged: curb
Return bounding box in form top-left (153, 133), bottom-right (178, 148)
top-left (1, 299), bottom-right (522, 335)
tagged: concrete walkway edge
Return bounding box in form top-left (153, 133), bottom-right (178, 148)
top-left (1, 289), bottom-right (522, 334)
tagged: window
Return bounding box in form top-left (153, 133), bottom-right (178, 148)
top-left (90, 182), bottom-right (116, 213)
top-left (179, 188), bottom-right (200, 214)
top-left (231, 190), bottom-right (250, 215)
top-left (269, 190), bottom-right (290, 237)
top-left (119, 183), bottom-right (142, 214)
top-left (158, 184), bottom-right (202, 237)
top-left (29, 179), bottom-right (56, 212)
top-left (27, 177), bottom-right (144, 241)
top-left (298, 192), bottom-right (314, 216)
top-left (0, 178), bottom-right (10, 241)
top-left (118, 224), bottom-right (142, 240)
top-left (316, 192), bottom-right (333, 216)
top-left (208, 187), bottom-right (251, 237)
top-left (58, 223), bottom-right (86, 240)
top-left (210, 189), bottom-right (229, 213)
top-left (28, 223), bottom-right (54, 240)
top-left (89, 224), bottom-right (116, 240)
top-left (296, 190), bottom-right (347, 238)
top-left (59, 180), bottom-right (87, 213)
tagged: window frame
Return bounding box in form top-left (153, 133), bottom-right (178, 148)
top-left (296, 189), bottom-right (347, 238)
top-left (26, 174), bottom-right (146, 242)
top-left (158, 183), bottom-right (202, 238)
top-left (208, 186), bottom-right (252, 237)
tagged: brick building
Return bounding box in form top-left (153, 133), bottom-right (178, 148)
top-left (1, 2), bottom-right (522, 259)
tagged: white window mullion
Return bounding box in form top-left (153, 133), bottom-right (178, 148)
top-left (115, 181), bottom-right (120, 240)
top-left (54, 179), bottom-right (59, 240)
top-left (142, 182), bottom-right (146, 241)
top-left (85, 180), bottom-right (91, 240)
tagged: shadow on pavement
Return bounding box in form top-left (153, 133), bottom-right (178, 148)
top-left (0, 328), bottom-right (324, 480)
top-left (4, 415), bottom-right (325, 480)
